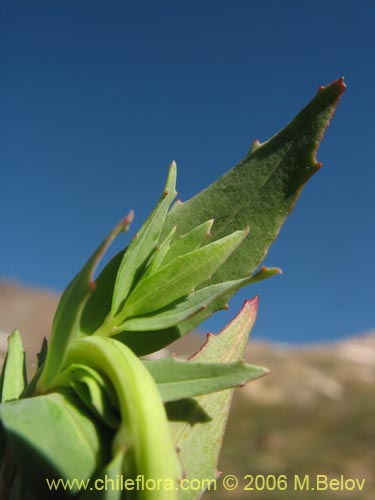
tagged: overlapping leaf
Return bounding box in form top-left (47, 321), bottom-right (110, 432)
top-left (111, 162), bottom-right (177, 316)
top-left (120, 228), bottom-right (248, 319)
top-left (0, 392), bottom-right (112, 496)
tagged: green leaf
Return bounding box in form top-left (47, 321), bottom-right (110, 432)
top-left (37, 215), bottom-right (133, 392)
top-left (163, 79), bottom-right (346, 335)
top-left (0, 392), bottom-right (112, 495)
top-left (161, 219), bottom-right (214, 266)
top-left (141, 225), bottom-right (177, 279)
top-left (144, 356), bottom-right (268, 402)
top-left (108, 267), bottom-right (279, 357)
top-left (80, 249), bottom-right (125, 335)
top-left (118, 268), bottom-right (280, 333)
top-left (169, 298), bottom-right (260, 500)
top-left (0, 330), bottom-right (27, 403)
top-left (111, 162), bottom-right (177, 316)
top-left (121, 228), bottom-right (249, 319)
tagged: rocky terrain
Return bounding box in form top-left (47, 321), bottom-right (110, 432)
top-left (1, 280), bottom-right (374, 499)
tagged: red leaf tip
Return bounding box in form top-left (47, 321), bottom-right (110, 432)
top-left (121, 210), bottom-right (134, 226)
top-left (244, 295), bottom-right (259, 309)
top-left (337, 76), bottom-right (346, 91)
top-left (318, 76), bottom-right (346, 94)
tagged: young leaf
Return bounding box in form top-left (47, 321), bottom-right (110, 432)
top-left (120, 227), bottom-right (249, 319)
top-left (0, 330), bottom-right (27, 403)
top-left (0, 392), bottom-right (112, 495)
top-left (111, 162), bottom-right (177, 316)
top-left (169, 298), bottom-right (260, 500)
top-left (163, 79), bottom-right (346, 335)
top-left (118, 268), bottom-right (280, 333)
top-left (106, 267), bottom-right (279, 357)
top-left (161, 219), bottom-right (214, 266)
top-left (144, 357), bottom-right (269, 402)
top-left (37, 214), bottom-right (133, 392)
top-left (141, 225), bottom-right (177, 279)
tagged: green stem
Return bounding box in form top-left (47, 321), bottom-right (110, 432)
top-left (63, 336), bottom-right (180, 500)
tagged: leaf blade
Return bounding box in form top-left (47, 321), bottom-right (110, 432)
top-left (163, 79), bottom-right (346, 335)
top-left (37, 215), bottom-right (133, 391)
top-left (0, 392), bottom-right (111, 495)
top-left (111, 162), bottom-right (177, 315)
top-left (0, 330), bottom-right (27, 403)
top-left (122, 228), bottom-right (249, 318)
top-left (144, 357), bottom-right (269, 402)
top-left (169, 298), bottom-right (261, 500)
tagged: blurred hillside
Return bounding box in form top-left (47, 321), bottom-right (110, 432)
top-left (0, 281), bottom-right (374, 499)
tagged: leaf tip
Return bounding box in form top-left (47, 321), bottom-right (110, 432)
top-left (260, 265), bottom-right (283, 276)
top-left (312, 77), bottom-right (346, 167)
top-left (318, 76), bottom-right (346, 94)
top-left (207, 218), bottom-right (215, 236)
top-left (337, 76), bottom-right (347, 91)
top-left (121, 209), bottom-right (134, 227)
top-left (243, 295), bottom-right (259, 313)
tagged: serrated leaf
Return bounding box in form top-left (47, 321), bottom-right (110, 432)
top-left (121, 228), bottom-right (249, 319)
top-left (0, 392), bottom-right (112, 495)
top-left (161, 219), bottom-right (214, 266)
top-left (163, 79), bottom-right (346, 336)
top-left (169, 298), bottom-right (260, 500)
top-left (0, 330), bottom-right (27, 403)
top-left (111, 162), bottom-right (177, 316)
top-left (37, 215), bottom-right (133, 391)
top-left (144, 356), bottom-right (268, 402)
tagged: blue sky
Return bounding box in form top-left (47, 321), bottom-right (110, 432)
top-left (1, 0), bottom-right (373, 344)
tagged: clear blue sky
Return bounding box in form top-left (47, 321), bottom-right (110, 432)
top-left (1, 0), bottom-right (373, 344)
